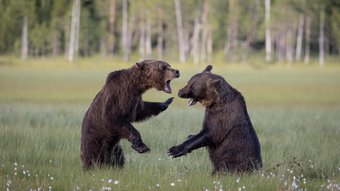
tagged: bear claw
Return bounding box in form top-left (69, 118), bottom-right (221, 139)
top-left (168, 145), bottom-right (187, 158)
top-left (132, 143), bottom-right (150, 154)
top-left (160, 97), bottom-right (174, 111)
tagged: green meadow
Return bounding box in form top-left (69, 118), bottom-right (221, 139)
top-left (0, 58), bottom-right (339, 190)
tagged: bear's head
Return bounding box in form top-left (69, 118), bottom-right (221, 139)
top-left (135, 60), bottom-right (180, 94)
top-left (178, 65), bottom-right (229, 107)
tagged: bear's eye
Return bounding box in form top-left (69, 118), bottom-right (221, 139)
top-left (160, 65), bottom-right (167, 71)
top-left (189, 85), bottom-right (194, 92)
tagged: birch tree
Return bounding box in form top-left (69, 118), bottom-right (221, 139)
top-left (174, 0), bottom-right (186, 63)
top-left (21, 15), bottom-right (28, 60)
top-left (319, 5), bottom-right (325, 67)
top-left (68, 0), bottom-right (81, 62)
top-left (19, 1), bottom-right (35, 60)
top-left (200, 0), bottom-right (210, 64)
top-left (304, 15), bottom-right (311, 64)
top-left (265, 0), bottom-right (272, 62)
top-left (295, 14), bottom-right (304, 61)
top-left (191, 1), bottom-right (202, 65)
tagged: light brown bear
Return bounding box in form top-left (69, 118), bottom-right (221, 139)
top-left (81, 60), bottom-right (179, 169)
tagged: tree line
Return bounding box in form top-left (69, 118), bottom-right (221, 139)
top-left (0, 0), bottom-right (339, 65)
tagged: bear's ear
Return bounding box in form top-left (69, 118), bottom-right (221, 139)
top-left (209, 79), bottom-right (222, 88)
top-left (135, 61), bottom-right (145, 69)
top-left (203, 65), bottom-right (213, 72)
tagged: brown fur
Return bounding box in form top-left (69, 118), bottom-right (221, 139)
top-left (81, 60), bottom-right (179, 169)
top-left (168, 65), bottom-right (262, 174)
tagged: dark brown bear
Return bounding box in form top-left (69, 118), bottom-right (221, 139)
top-left (81, 60), bottom-right (179, 169)
top-left (168, 65), bottom-right (262, 174)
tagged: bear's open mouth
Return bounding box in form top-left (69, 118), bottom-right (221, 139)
top-left (188, 98), bottom-right (198, 106)
top-left (164, 80), bottom-right (172, 94)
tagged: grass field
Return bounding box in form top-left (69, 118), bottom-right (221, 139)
top-left (0, 58), bottom-right (339, 190)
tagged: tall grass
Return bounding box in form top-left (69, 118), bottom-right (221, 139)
top-left (0, 60), bottom-right (339, 190)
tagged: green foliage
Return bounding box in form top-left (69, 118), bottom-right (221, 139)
top-left (0, 60), bottom-right (339, 190)
top-left (0, 0), bottom-right (339, 62)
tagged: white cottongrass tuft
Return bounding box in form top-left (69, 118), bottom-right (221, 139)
top-left (101, 186), bottom-right (112, 191)
top-left (291, 179), bottom-right (298, 190)
top-left (236, 177), bottom-right (240, 183)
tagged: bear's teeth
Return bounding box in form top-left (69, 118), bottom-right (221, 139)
top-left (188, 98), bottom-right (197, 106)
top-left (165, 80), bottom-right (172, 93)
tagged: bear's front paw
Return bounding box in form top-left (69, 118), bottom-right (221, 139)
top-left (160, 97), bottom-right (174, 111)
top-left (164, 97), bottom-right (174, 105)
top-left (168, 145), bottom-right (187, 158)
top-left (132, 142), bottom-right (150, 154)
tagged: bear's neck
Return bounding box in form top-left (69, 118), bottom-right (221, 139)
top-left (127, 67), bottom-right (152, 95)
top-left (220, 84), bottom-right (239, 103)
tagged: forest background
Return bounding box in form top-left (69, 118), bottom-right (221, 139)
top-left (0, 0), bottom-right (339, 65)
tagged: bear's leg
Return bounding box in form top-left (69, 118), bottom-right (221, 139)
top-left (100, 138), bottom-right (116, 165)
top-left (80, 139), bottom-right (104, 169)
top-left (83, 138), bottom-right (123, 169)
top-left (168, 129), bottom-right (211, 158)
top-left (110, 144), bottom-right (125, 168)
top-left (120, 122), bottom-right (150, 153)
top-left (80, 149), bottom-right (93, 169)
top-left (134, 98), bottom-right (174, 122)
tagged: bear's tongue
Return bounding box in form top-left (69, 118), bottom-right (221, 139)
top-left (188, 98), bottom-right (197, 106)
top-left (164, 80), bottom-right (172, 94)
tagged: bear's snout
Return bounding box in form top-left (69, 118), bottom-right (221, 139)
top-left (178, 88), bottom-right (189, 98)
top-left (175, 70), bottom-right (180, 78)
